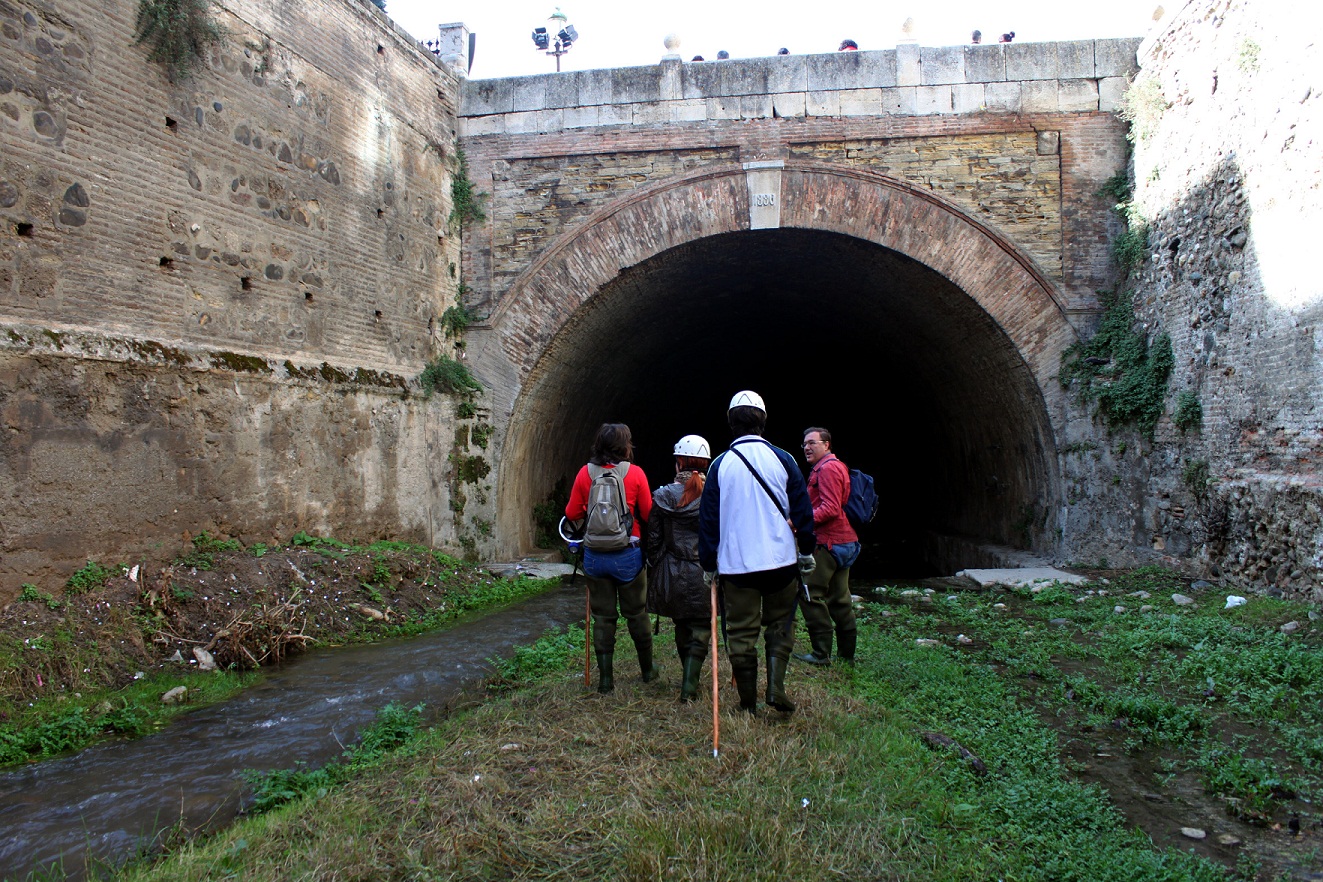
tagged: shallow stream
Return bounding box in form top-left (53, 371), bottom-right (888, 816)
top-left (0, 582), bottom-right (583, 881)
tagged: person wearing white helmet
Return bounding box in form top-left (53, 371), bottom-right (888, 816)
top-left (698, 392), bottom-right (816, 714)
top-left (645, 434), bottom-right (714, 702)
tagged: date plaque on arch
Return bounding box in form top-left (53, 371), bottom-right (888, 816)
top-left (743, 160), bottom-right (783, 229)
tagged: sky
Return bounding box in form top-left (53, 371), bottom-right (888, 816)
top-left (381, 0), bottom-right (1165, 80)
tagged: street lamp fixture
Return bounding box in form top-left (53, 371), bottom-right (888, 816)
top-left (531, 7), bottom-right (577, 71)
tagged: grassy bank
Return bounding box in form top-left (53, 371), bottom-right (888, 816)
top-left (117, 568), bottom-right (1317, 881)
top-left (0, 536), bottom-right (556, 768)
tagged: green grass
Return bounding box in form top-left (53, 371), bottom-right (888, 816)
top-left (0, 670), bottom-right (256, 766)
top-left (65, 560), bottom-right (116, 593)
top-left (121, 584), bottom-right (1257, 881)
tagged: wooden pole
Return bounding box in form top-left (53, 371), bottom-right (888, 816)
top-left (584, 585), bottom-right (592, 687)
top-left (710, 575), bottom-right (720, 758)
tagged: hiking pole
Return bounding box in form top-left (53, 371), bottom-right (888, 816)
top-left (710, 573), bottom-right (720, 758)
top-left (560, 517), bottom-right (591, 688)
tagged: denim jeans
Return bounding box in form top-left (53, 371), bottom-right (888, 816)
top-left (829, 541), bottom-right (861, 570)
top-left (583, 545), bottom-right (643, 583)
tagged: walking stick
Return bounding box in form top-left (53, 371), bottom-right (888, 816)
top-left (710, 574), bottom-right (720, 758)
top-left (559, 517), bottom-right (592, 688)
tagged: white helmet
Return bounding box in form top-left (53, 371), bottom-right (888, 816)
top-left (728, 390), bottom-right (766, 414)
top-left (673, 434), bottom-right (711, 459)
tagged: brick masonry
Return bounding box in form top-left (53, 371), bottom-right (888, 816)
top-left (0, 0), bottom-right (484, 596)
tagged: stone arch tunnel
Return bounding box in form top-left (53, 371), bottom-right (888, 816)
top-left (473, 165), bottom-right (1079, 575)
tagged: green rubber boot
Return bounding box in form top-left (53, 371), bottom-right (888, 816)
top-left (596, 652), bottom-right (614, 694)
top-left (731, 661), bottom-right (759, 714)
top-left (638, 642), bottom-right (659, 682)
top-left (837, 629), bottom-right (857, 663)
top-left (765, 655), bottom-right (796, 713)
top-left (679, 655), bottom-right (703, 702)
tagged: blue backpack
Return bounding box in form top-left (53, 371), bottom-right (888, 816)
top-left (841, 463), bottom-right (878, 530)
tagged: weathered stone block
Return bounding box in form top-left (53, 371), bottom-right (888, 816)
top-left (578, 68), bottom-right (614, 105)
top-left (840, 88), bottom-right (883, 116)
top-left (806, 90), bottom-right (840, 116)
top-left (1058, 79), bottom-right (1099, 112)
top-left (953, 83), bottom-right (986, 113)
top-left (510, 76), bottom-right (547, 113)
top-left (612, 65), bottom-right (661, 104)
top-left (682, 61), bottom-right (722, 99)
top-left (740, 94), bottom-right (774, 119)
top-left (984, 81), bottom-right (1021, 112)
top-left (771, 91), bottom-right (806, 118)
top-left (965, 44), bottom-right (1005, 82)
top-left (706, 95), bottom-right (742, 120)
top-left (1021, 79), bottom-right (1060, 112)
top-left (463, 78), bottom-right (514, 115)
top-left (460, 114), bottom-right (505, 136)
top-left (806, 49), bottom-right (897, 91)
top-left (1056, 40), bottom-right (1095, 79)
top-left (544, 73), bottom-right (578, 109)
top-left (672, 99), bottom-right (708, 121)
top-left (921, 46), bottom-right (965, 85)
top-left (916, 85), bottom-right (953, 115)
top-left (880, 86), bottom-right (917, 115)
top-left (766, 55), bottom-right (807, 93)
top-left (1006, 42), bottom-right (1057, 81)
top-left (1098, 76), bottom-right (1128, 112)
top-left (1095, 38), bottom-right (1141, 78)
top-left (895, 43), bottom-right (919, 86)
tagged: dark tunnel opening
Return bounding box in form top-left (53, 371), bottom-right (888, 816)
top-left (509, 228), bottom-right (1060, 578)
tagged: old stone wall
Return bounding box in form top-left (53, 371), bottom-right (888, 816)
top-left (1062, 0), bottom-right (1322, 600)
top-left (0, 0), bottom-right (473, 597)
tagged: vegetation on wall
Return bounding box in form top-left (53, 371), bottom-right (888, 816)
top-left (1098, 171), bottom-right (1150, 276)
top-left (1060, 290), bottom-right (1174, 440)
top-left (1173, 391), bottom-right (1203, 434)
top-left (134, 0), bottom-right (226, 82)
top-left (418, 355), bottom-right (481, 402)
top-left (449, 149), bottom-right (488, 232)
top-left (1117, 73), bottom-right (1167, 143)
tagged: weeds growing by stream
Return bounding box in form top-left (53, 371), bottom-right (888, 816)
top-left (116, 567), bottom-right (1319, 881)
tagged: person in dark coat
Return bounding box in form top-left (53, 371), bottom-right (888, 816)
top-left (646, 434), bottom-right (713, 702)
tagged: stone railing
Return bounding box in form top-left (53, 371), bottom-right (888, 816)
top-left (459, 38), bottom-right (1141, 135)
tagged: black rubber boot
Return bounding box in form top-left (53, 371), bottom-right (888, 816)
top-left (731, 661), bottom-right (759, 713)
top-left (837, 629), bottom-right (857, 663)
top-left (794, 626), bottom-right (833, 665)
top-left (679, 655), bottom-right (703, 702)
top-left (595, 652), bottom-right (614, 694)
top-left (638, 642), bottom-right (659, 682)
top-left (765, 655), bottom-right (796, 713)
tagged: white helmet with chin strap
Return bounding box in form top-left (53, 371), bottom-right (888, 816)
top-left (673, 434), bottom-right (711, 459)
top-left (728, 390), bottom-right (766, 414)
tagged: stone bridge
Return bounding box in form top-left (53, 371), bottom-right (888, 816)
top-left (456, 39), bottom-right (1140, 567)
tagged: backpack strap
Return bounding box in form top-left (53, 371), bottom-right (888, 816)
top-left (728, 442), bottom-right (788, 520)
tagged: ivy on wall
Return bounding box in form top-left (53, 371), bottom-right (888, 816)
top-left (1060, 290), bottom-right (1174, 440)
top-left (134, 0), bottom-right (226, 82)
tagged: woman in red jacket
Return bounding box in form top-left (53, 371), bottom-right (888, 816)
top-left (565, 423), bottom-right (654, 693)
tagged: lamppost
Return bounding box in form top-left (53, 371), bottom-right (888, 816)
top-left (531, 7), bottom-right (577, 72)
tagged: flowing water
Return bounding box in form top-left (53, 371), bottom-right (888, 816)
top-left (0, 581), bottom-right (583, 881)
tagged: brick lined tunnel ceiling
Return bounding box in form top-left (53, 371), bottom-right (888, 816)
top-left (515, 228), bottom-right (1059, 574)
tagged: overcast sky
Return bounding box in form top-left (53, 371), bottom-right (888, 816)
top-left (381, 0), bottom-right (1164, 80)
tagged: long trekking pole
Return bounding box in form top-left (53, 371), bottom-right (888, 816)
top-left (710, 575), bottom-right (720, 758)
top-left (584, 583), bottom-right (593, 687)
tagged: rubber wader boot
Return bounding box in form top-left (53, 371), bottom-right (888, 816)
top-left (794, 627), bottom-right (833, 665)
top-left (837, 629), bottom-right (858, 663)
top-left (679, 655), bottom-right (703, 702)
top-left (765, 655), bottom-right (796, 713)
top-left (732, 662), bottom-right (759, 713)
top-left (638, 643), bottom-right (659, 682)
top-left (596, 652), bottom-right (614, 694)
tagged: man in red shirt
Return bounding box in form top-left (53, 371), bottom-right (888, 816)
top-left (796, 427), bottom-right (860, 665)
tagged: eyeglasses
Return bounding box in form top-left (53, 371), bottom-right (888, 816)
top-left (802, 440), bottom-right (822, 448)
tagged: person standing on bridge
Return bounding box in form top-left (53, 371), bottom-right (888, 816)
top-left (646, 434), bottom-right (714, 702)
top-left (565, 423), bottom-right (655, 694)
top-left (794, 427), bottom-right (860, 666)
top-left (699, 392), bottom-right (816, 714)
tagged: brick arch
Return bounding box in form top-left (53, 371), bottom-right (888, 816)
top-left (477, 162), bottom-right (1077, 557)
top-left (482, 161), bottom-right (1077, 394)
